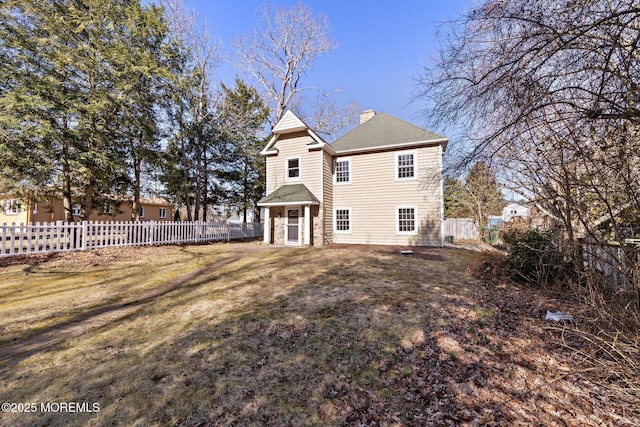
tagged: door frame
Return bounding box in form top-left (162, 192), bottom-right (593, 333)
top-left (284, 206), bottom-right (302, 246)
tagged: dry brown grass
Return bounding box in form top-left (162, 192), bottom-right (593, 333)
top-left (0, 242), bottom-right (637, 426)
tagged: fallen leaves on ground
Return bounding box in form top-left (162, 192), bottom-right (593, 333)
top-left (0, 243), bottom-right (638, 426)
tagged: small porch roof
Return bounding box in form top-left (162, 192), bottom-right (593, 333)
top-left (257, 184), bottom-right (320, 207)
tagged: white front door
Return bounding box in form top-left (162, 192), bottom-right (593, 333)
top-left (285, 208), bottom-right (301, 245)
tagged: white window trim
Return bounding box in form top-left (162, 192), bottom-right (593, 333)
top-left (396, 206), bottom-right (418, 235)
top-left (3, 199), bottom-right (20, 215)
top-left (159, 207), bottom-right (167, 219)
top-left (333, 207), bottom-right (352, 234)
top-left (72, 203), bottom-right (81, 216)
top-left (139, 206), bottom-right (145, 218)
top-left (285, 156), bottom-right (301, 182)
top-left (333, 158), bottom-right (352, 185)
top-left (395, 151), bottom-right (417, 181)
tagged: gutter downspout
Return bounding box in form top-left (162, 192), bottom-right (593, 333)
top-left (439, 144), bottom-right (445, 247)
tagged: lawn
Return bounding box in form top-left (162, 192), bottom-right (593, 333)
top-left (0, 242), bottom-right (637, 426)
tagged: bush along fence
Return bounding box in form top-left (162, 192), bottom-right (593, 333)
top-left (0, 221), bottom-right (264, 257)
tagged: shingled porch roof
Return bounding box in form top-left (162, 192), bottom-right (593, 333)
top-left (257, 184), bottom-right (320, 207)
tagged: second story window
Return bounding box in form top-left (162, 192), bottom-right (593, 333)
top-left (72, 204), bottom-right (81, 216)
top-left (335, 159), bottom-right (351, 184)
top-left (286, 157), bottom-right (300, 180)
top-left (396, 152), bottom-right (416, 179)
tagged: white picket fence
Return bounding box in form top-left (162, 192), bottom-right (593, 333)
top-left (0, 220), bottom-right (264, 257)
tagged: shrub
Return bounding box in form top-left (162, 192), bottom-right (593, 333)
top-left (502, 229), bottom-right (572, 287)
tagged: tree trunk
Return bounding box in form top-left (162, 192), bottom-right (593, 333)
top-left (194, 140), bottom-right (201, 222)
top-left (62, 140), bottom-right (74, 223)
top-left (132, 150), bottom-right (142, 221)
top-left (80, 180), bottom-right (94, 222)
top-left (243, 159), bottom-right (249, 223)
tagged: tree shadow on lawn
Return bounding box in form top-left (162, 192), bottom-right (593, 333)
top-left (0, 246), bottom-right (636, 426)
top-left (0, 248), bottom-right (251, 367)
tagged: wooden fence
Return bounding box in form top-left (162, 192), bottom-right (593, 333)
top-left (444, 218), bottom-right (480, 241)
top-left (582, 242), bottom-right (639, 290)
top-left (0, 220), bottom-right (264, 257)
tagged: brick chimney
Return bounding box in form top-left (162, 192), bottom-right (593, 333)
top-left (360, 109), bottom-right (376, 124)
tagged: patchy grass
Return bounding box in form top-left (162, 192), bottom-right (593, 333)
top-left (0, 243), bottom-right (637, 426)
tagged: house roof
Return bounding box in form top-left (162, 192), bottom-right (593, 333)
top-left (257, 183), bottom-right (320, 206)
top-left (261, 111), bottom-right (328, 156)
top-left (330, 112), bottom-right (447, 154)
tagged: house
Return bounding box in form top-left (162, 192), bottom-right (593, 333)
top-left (257, 110), bottom-right (447, 246)
top-left (502, 202), bottom-right (531, 223)
top-left (0, 194), bottom-right (173, 224)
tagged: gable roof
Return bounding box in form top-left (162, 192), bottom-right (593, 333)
top-left (257, 183), bottom-right (320, 206)
top-left (271, 110), bottom-right (308, 133)
top-left (330, 112), bottom-right (447, 154)
top-left (261, 110), bottom-right (328, 155)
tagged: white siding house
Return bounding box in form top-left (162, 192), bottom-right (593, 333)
top-left (502, 202), bottom-right (531, 222)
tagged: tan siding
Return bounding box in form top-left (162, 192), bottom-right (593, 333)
top-left (0, 197), bottom-right (30, 224)
top-left (1, 196), bottom-right (172, 223)
top-left (322, 150), bottom-right (334, 244)
top-left (332, 146), bottom-right (443, 246)
top-left (265, 132), bottom-right (323, 200)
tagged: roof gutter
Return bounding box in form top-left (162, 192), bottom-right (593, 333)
top-left (257, 200), bottom-right (320, 207)
top-left (333, 138), bottom-right (448, 155)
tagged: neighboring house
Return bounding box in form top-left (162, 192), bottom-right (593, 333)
top-left (487, 216), bottom-right (504, 228)
top-left (0, 194), bottom-right (173, 223)
top-left (502, 202), bottom-right (531, 222)
top-left (258, 110), bottom-right (448, 246)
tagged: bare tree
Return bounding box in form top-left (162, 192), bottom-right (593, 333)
top-left (233, 1), bottom-right (336, 125)
top-left (307, 92), bottom-right (360, 139)
top-left (415, 0), bottom-right (640, 233)
top-left (415, 0), bottom-right (640, 328)
top-left (416, 0), bottom-right (639, 158)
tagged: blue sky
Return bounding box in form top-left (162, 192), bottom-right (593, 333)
top-left (185, 0), bottom-right (472, 131)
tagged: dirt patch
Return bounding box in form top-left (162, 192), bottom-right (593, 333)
top-left (0, 245), bottom-right (183, 269)
top-left (326, 243), bottom-right (447, 261)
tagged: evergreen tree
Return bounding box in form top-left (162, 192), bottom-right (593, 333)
top-left (462, 162), bottom-right (505, 230)
top-left (159, 1), bottom-right (220, 221)
top-left (218, 79), bottom-right (270, 222)
top-left (443, 177), bottom-right (470, 218)
top-left (0, 0), bottom-right (174, 221)
top-left (110, 1), bottom-right (172, 220)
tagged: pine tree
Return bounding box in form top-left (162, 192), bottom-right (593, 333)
top-left (462, 162), bottom-right (505, 230)
top-left (0, 0), bottom-right (174, 221)
top-left (444, 177), bottom-right (470, 218)
top-left (218, 79), bottom-right (270, 222)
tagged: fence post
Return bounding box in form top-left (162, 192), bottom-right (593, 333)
top-left (149, 221), bottom-right (155, 245)
top-left (81, 221), bottom-right (88, 251)
top-left (9, 222), bottom-right (16, 255)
